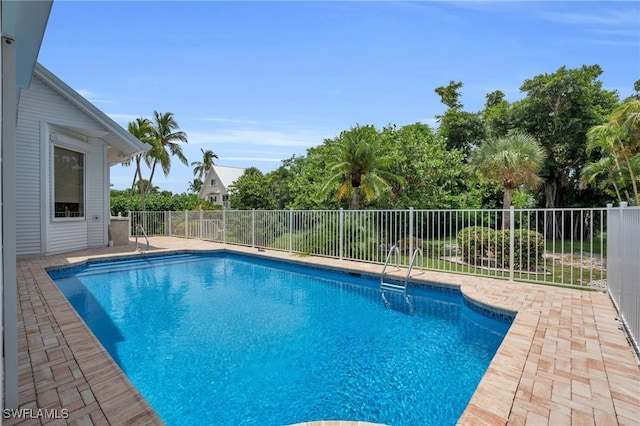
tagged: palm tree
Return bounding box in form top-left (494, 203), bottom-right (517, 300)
top-left (469, 131), bottom-right (546, 229)
top-left (323, 125), bottom-right (402, 209)
top-left (126, 117), bottom-right (154, 210)
top-left (188, 178), bottom-right (203, 194)
top-left (580, 156), bottom-right (626, 203)
top-left (586, 99), bottom-right (640, 203)
top-left (191, 148), bottom-right (218, 181)
top-left (146, 111), bottom-right (188, 192)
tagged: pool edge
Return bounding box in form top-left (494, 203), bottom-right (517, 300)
top-left (14, 240), bottom-right (639, 425)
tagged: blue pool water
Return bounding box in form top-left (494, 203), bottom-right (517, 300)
top-left (50, 252), bottom-right (511, 426)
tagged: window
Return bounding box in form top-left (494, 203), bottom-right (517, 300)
top-left (54, 146), bottom-right (84, 218)
top-left (210, 178), bottom-right (216, 186)
top-left (210, 196), bottom-right (217, 203)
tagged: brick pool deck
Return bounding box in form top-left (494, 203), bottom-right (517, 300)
top-left (8, 237), bottom-right (640, 425)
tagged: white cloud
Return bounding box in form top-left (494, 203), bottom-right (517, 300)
top-left (107, 113), bottom-right (147, 124)
top-left (199, 117), bottom-right (270, 126)
top-left (419, 118), bottom-right (438, 126)
top-left (74, 88), bottom-right (112, 104)
top-left (540, 8), bottom-right (638, 27)
top-left (223, 157), bottom-right (285, 163)
top-left (188, 128), bottom-right (329, 148)
top-left (225, 148), bottom-right (295, 156)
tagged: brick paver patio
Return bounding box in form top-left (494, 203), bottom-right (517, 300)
top-left (8, 237), bottom-right (640, 425)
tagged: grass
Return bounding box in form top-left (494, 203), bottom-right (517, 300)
top-left (544, 234), bottom-right (607, 256)
top-left (265, 231), bottom-right (606, 288)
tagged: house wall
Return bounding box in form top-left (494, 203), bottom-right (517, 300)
top-left (200, 170), bottom-right (226, 206)
top-left (16, 75), bottom-right (109, 255)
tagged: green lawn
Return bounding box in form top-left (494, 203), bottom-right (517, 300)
top-left (544, 234), bottom-right (607, 256)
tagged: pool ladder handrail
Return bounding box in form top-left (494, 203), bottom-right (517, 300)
top-left (406, 247), bottom-right (424, 281)
top-left (380, 244), bottom-right (405, 293)
top-left (135, 224), bottom-right (149, 251)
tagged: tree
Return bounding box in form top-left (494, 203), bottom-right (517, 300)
top-left (146, 111), bottom-right (189, 192)
top-left (469, 131), bottom-right (546, 229)
top-left (512, 65), bottom-right (618, 209)
top-left (382, 123), bottom-right (465, 209)
top-left (580, 156), bottom-right (627, 203)
top-left (323, 125), bottom-right (402, 209)
top-left (191, 148), bottom-right (218, 181)
top-left (585, 98), bottom-right (640, 204)
top-left (126, 117), bottom-right (154, 210)
top-left (481, 90), bottom-right (512, 140)
top-left (188, 178), bottom-right (203, 194)
top-left (228, 167), bottom-right (273, 209)
top-left (435, 81), bottom-right (486, 157)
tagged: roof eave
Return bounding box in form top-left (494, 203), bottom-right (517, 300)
top-left (33, 63), bottom-right (148, 156)
top-left (2, 0), bottom-right (53, 89)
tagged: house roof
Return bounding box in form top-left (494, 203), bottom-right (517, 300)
top-left (199, 165), bottom-right (246, 198)
top-left (213, 165), bottom-right (246, 189)
top-left (33, 63), bottom-right (149, 163)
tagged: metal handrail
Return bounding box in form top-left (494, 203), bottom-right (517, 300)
top-left (135, 224), bottom-right (149, 251)
top-left (380, 244), bottom-right (400, 284)
top-left (406, 248), bottom-right (424, 281)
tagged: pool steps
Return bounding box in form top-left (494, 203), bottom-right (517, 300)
top-left (380, 246), bottom-right (424, 314)
top-left (379, 244), bottom-right (403, 292)
top-left (47, 253), bottom-right (203, 278)
top-left (380, 246), bottom-right (424, 294)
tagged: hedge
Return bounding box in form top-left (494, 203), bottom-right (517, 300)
top-left (457, 226), bottom-right (545, 271)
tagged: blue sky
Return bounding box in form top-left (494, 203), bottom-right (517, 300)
top-left (38, 1), bottom-right (640, 195)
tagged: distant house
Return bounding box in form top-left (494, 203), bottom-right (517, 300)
top-left (198, 165), bottom-right (246, 208)
top-left (15, 63), bottom-right (148, 255)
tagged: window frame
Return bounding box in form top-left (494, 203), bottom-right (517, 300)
top-left (52, 143), bottom-right (86, 222)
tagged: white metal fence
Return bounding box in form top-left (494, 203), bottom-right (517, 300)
top-left (606, 204), bottom-right (639, 355)
top-left (129, 207), bottom-right (608, 289)
top-left (125, 205), bottom-right (640, 355)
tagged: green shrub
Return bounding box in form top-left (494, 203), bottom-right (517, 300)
top-left (493, 229), bottom-right (545, 270)
top-left (110, 191), bottom-right (219, 217)
top-left (457, 226), bottom-right (495, 265)
top-left (457, 226), bottom-right (545, 271)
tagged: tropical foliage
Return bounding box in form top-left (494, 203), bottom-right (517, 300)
top-left (583, 98), bottom-right (640, 204)
top-left (469, 131), bottom-right (546, 228)
top-left (146, 111), bottom-right (189, 190)
top-left (228, 168), bottom-right (274, 210)
top-left (110, 189), bottom-right (218, 217)
top-left (114, 65), bottom-right (633, 218)
top-left (191, 148), bottom-right (218, 181)
top-left (323, 125), bottom-right (403, 209)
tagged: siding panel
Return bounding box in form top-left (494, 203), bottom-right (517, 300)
top-left (16, 75), bottom-right (110, 255)
top-left (87, 140), bottom-right (106, 247)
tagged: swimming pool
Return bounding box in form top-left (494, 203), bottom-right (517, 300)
top-left (49, 252), bottom-right (511, 425)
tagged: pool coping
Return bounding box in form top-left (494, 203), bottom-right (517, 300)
top-left (9, 237), bottom-right (640, 425)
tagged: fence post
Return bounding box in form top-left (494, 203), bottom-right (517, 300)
top-left (185, 210), bottom-right (188, 238)
top-left (509, 206), bottom-right (515, 281)
top-left (223, 208), bottom-right (227, 245)
top-left (252, 209), bottom-right (256, 248)
top-left (289, 209), bottom-right (293, 253)
top-left (618, 202), bottom-right (627, 307)
top-left (166, 211), bottom-right (171, 236)
top-left (128, 210), bottom-right (132, 237)
top-left (339, 208), bottom-right (344, 260)
top-left (199, 208), bottom-right (203, 240)
top-left (409, 207), bottom-right (414, 256)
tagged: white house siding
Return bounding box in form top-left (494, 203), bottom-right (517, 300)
top-left (15, 75), bottom-right (109, 255)
top-left (86, 140), bottom-right (107, 248)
